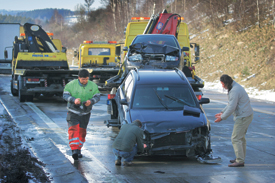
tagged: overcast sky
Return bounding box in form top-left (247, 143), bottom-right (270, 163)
top-left (0, 0), bottom-right (104, 11)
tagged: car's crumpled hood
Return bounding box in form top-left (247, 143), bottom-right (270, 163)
top-left (129, 43), bottom-right (179, 55)
top-left (130, 109), bottom-right (206, 134)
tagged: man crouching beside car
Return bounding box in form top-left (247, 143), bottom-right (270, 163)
top-left (112, 120), bottom-right (144, 166)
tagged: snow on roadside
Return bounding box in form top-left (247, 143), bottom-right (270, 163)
top-left (203, 80), bottom-right (275, 103)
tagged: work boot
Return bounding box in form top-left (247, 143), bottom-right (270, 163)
top-left (72, 150), bottom-right (79, 160)
top-left (123, 161), bottom-right (132, 166)
top-left (115, 160), bottom-right (121, 166)
top-left (78, 150), bottom-right (83, 158)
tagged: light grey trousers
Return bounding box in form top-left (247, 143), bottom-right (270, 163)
top-left (231, 114), bottom-right (253, 163)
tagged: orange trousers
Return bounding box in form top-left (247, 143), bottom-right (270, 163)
top-left (66, 112), bottom-right (91, 150)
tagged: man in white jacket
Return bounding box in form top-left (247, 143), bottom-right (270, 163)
top-left (215, 74), bottom-right (253, 167)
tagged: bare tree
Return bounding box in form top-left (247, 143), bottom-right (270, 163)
top-left (74, 3), bottom-right (87, 28)
top-left (273, 0), bottom-right (275, 28)
top-left (111, 0), bottom-right (117, 32)
top-left (256, 0), bottom-right (260, 28)
top-left (84, 0), bottom-right (95, 13)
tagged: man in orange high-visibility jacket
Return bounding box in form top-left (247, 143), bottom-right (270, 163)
top-left (63, 69), bottom-right (100, 160)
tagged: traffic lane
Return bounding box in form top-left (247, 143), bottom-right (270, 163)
top-left (201, 100), bottom-right (275, 182)
top-left (203, 89), bottom-right (275, 158)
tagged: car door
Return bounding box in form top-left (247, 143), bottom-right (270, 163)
top-left (117, 73), bottom-right (133, 125)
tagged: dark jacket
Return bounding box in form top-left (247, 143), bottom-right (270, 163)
top-left (112, 121), bottom-right (144, 153)
top-left (63, 79), bottom-right (100, 115)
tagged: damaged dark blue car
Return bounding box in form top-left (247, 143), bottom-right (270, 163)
top-left (106, 68), bottom-right (221, 163)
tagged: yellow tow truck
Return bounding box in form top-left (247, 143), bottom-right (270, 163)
top-left (106, 10), bottom-right (204, 96)
top-left (74, 41), bottom-right (121, 89)
top-left (5, 23), bottom-right (78, 102)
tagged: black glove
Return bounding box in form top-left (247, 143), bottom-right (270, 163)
top-left (90, 98), bottom-right (96, 105)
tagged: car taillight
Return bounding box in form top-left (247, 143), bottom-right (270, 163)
top-left (196, 95), bottom-right (202, 100)
top-left (93, 75), bottom-right (101, 78)
top-left (28, 78), bottom-right (40, 82)
top-left (108, 94), bottom-right (116, 99)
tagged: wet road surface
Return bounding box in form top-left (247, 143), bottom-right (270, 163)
top-left (0, 74), bottom-right (274, 183)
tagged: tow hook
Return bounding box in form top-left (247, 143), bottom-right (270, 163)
top-left (197, 153), bottom-right (222, 164)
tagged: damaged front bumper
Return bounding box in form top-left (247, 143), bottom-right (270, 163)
top-left (141, 127), bottom-right (219, 161)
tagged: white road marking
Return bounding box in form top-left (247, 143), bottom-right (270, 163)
top-left (25, 102), bottom-right (120, 182)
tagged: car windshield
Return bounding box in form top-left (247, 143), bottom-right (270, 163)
top-left (132, 84), bottom-right (197, 109)
top-left (132, 36), bottom-right (178, 48)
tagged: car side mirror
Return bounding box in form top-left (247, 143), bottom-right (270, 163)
top-left (116, 45), bottom-right (121, 56)
top-left (195, 44), bottom-right (200, 56)
top-left (199, 98), bottom-right (210, 105)
top-left (74, 50), bottom-right (78, 57)
top-left (181, 47), bottom-right (189, 52)
top-left (4, 50), bottom-right (8, 59)
top-left (123, 47), bottom-right (128, 51)
top-left (120, 98), bottom-right (128, 105)
top-left (62, 46), bottom-right (67, 53)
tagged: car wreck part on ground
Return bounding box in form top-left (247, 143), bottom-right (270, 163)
top-left (197, 154), bottom-right (222, 164)
top-left (142, 126), bottom-right (212, 157)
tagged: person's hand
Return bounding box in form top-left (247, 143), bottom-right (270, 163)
top-left (74, 98), bottom-right (81, 105)
top-left (215, 116), bottom-right (222, 123)
top-left (215, 112), bottom-right (222, 118)
top-left (84, 100), bottom-right (91, 106)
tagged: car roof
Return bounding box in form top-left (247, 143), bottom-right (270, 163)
top-left (131, 69), bottom-right (189, 85)
top-left (135, 34), bottom-right (176, 38)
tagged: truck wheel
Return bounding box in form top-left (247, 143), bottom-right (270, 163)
top-left (10, 78), bottom-right (18, 96)
top-left (18, 78), bottom-right (26, 102)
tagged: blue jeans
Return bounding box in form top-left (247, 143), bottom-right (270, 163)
top-left (113, 145), bottom-right (137, 162)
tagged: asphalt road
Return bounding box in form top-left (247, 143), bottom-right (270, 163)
top-left (0, 74), bottom-right (274, 183)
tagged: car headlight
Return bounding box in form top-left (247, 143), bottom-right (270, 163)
top-left (143, 134), bottom-right (146, 140)
top-left (128, 54), bottom-right (143, 62)
top-left (165, 55), bottom-right (178, 62)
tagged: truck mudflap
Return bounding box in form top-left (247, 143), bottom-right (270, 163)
top-left (197, 154), bottom-right (222, 164)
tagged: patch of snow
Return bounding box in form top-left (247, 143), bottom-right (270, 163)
top-left (190, 34), bottom-right (197, 39)
top-left (208, 55), bottom-right (215, 59)
top-left (242, 74), bottom-right (256, 81)
top-left (203, 80), bottom-right (275, 102)
top-left (201, 29), bottom-right (209, 34)
top-left (223, 18), bottom-right (235, 25)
